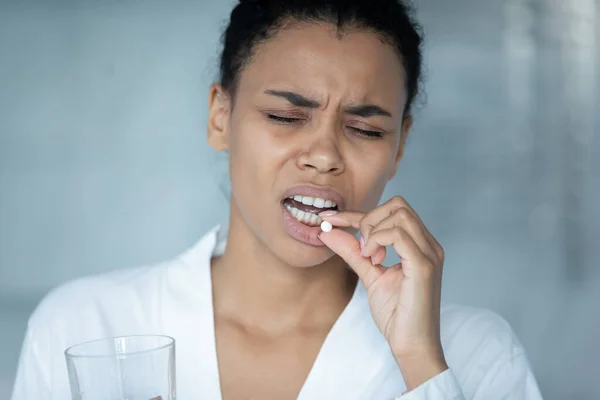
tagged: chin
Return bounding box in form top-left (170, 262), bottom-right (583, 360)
top-left (274, 236), bottom-right (337, 268)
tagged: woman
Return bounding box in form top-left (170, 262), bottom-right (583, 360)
top-left (11, 0), bottom-right (543, 399)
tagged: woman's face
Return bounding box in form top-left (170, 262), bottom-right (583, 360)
top-left (208, 22), bottom-right (411, 267)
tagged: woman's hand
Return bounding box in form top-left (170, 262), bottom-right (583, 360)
top-left (319, 196), bottom-right (448, 391)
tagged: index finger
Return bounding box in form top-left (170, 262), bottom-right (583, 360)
top-left (319, 227), bottom-right (384, 288)
top-left (319, 210), bottom-right (364, 229)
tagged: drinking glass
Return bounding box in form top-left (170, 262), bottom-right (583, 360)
top-left (65, 335), bottom-right (176, 400)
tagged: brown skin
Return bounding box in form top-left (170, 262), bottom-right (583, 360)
top-left (207, 22), bottom-right (445, 399)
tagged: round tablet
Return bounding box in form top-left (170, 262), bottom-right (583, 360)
top-left (320, 220), bottom-right (333, 233)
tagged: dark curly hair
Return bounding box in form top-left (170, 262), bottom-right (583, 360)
top-left (218, 0), bottom-right (424, 116)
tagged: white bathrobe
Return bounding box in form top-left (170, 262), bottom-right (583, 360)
top-left (11, 226), bottom-right (543, 399)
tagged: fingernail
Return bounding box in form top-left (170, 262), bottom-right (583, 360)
top-left (359, 236), bottom-right (367, 256)
top-left (319, 210), bottom-right (339, 217)
top-left (371, 256), bottom-right (376, 266)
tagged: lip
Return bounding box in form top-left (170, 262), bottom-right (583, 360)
top-left (279, 184), bottom-right (346, 247)
top-left (281, 184), bottom-right (346, 210)
top-left (281, 206), bottom-right (326, 246)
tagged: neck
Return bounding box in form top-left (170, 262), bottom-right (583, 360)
top-left (211, 204), bottom-right (357, 334)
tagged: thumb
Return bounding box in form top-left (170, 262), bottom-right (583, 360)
top-left (319, 228), bottom-right (384, 288)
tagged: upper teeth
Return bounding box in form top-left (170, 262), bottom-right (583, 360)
top-left (291, 195), bottom-right (337, 209)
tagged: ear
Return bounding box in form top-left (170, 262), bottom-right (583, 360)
top-left (207, 83), bottom-right (231, 152)
top-left (388, 115), bottom-right (413, 180)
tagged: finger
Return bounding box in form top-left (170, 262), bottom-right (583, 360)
top-left (389, 197), bottom-right (444, 262)
top-left (356, 198), bottom-right (435, 264)
top-left (322, 213), bottom-right (387, 265)
top-left (320, 212), bottom-right (380, 262)
top-left (319, 210), bottom-right (364, 229)
top-left (356, 197), bottom-right (412, 243)
top-left (368, 207), bottom-right (437, 262)
top-left (320, 213), bottom-right (387, 265)
top-left (322, 200), bottom-right (429, 250)
top-left (361, 227), bottom-right (433, 279)
top-left (320, 210), bottom-right (377, 247)
top-left (321, 199), bottom-right (443, 263)
top-left (371, 246), bottom-right (387, 265)
top-left (359, 235), bottom-right (387, 265)
top-left (319, 228), bottom-right (384, 288)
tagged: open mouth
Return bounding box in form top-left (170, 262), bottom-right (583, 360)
top-left (282, 195), bottom-right (339, 227)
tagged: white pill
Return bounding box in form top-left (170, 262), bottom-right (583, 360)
top-left (320, 221), bottom-right (333, 233)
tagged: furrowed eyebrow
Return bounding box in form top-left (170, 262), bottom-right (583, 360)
top-left (264, 89), bottom-right (392, 118)
top-left (264, 90), bottom-right (320, 108)
top-left (344, 104), bottom-right (392, 118)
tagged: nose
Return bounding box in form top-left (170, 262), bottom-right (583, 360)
top-left (296, 138), bottom-right (345, 175)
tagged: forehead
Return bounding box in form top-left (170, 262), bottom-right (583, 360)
top-left (237, 22), bottom-right (407, 111)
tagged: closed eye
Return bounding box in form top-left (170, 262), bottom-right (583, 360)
top-left (267, 114), bottom-right (303, 124)
top-left (266, 113), bottom-right (383, 138)
top-left (348, 127), bottom-right (384, 139)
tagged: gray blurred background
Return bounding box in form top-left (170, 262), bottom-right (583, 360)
top-left (0, 0), bottom-right (598, 398)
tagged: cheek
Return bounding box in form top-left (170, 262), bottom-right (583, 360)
top-left (350, 147), bottom-right (396, 210)
top-left (229, 113), bottom-right (297, 174)
top-left (359, 171), bottom-right (391, 210)
top-left (227, 116), bottom-right (288, 200)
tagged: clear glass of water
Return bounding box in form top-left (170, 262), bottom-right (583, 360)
top-left (65, 335), bottom-right (176, 400)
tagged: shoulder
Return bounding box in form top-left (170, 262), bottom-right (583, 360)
top-left (27, 261), bottom-right (172, 334)
top-left (441, 303), bottom-right (523, 357)
top-left (28, 227), bottom-right (221, 333)
top-left (440, 304), bottom-right (529, 388)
